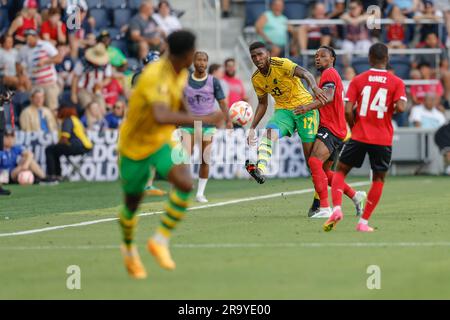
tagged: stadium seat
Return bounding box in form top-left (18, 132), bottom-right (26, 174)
top-left (127, 57), bottom-right (140, 72)
top-left (389, 57), bottom-right (411, 80)
top-left (39, 0), bottom-right (52, 9)
top-left (106, 27), bottom-right (121, 40)
top-left (245, 0), bottom-right (267, 26)
top-left (352, 57), bottom-right (371, 74)
top-left (0, 8), bottom-right (9, 34)
top-left (113, 8), bottom-right (133, 29)
top-left (90, 8), bottom-right (110, 29)
top-left (283, 1), bottom-right (308, 20)
top-left (86, 0), bottom-right (103, 8)
top-left (111, 39), bottom-right (129, 56)
top-left (104, 0), bottom-right (127, 10)
top-left (128, 0), bottom-right (142, 10)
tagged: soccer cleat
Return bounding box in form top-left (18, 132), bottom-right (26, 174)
top-left (0, 187), bottom-right (11, 196)
top-left (323, 208), bottom-right (344, 232)
top-left (148, 238), bottom-right (176, 270)
top-left (195, 195), bottom-right (209, 203)
top-left (145, 185), bottom-right (167, 196)
top-left (309, 207), bottom-right (332, 219)
top-left (307, 197), bottom-right (321, 217)
top-left (245, 160), bottom-right (266, 184)
top-left (120, 244), bottom-right (147, 279)
top-left (356, 223), bottom-right (374, 232)
top-left (352, 191), bottom-right (367, 216)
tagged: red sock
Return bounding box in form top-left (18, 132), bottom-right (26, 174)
top-left (331, 171), bottom-right (345, 207)
top-left (325, 170), bottom-right (356, 199)
top-left (308, 157), bottom-right (329, 207)
top-left (362, 181), bottom-right (384, 221)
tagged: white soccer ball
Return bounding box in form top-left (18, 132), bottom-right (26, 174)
top-left (229, 101), bottom-right (254, 126)
top-left (18, 170), bottom-right (34, 186)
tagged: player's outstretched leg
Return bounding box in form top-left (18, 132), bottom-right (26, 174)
top-left (356, 172), bottom-right (385, 232)
top-left (148, 164), bottom-right (193, 270)
top-left (324, 171), bottom-right (347, 232)
top-left (246, 129), bottom-right (279, 184)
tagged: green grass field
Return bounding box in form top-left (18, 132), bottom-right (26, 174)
top-left (0, 176), bottom-right (449, 299)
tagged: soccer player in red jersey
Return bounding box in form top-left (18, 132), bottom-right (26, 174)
top-left (295, 46), bottom-right (366, 218)
top-left (323, 43), bottom-right (407, 232)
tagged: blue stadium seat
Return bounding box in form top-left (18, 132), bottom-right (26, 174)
top-left (106, 27), bottom-right (121, 40)
top-left (113, 8), bottom-right (133, 29)
top-left (104, 0), bottom-right (127, 9)
top-left (90, 8), bottom-right (110, 29)
top-left (127, 57), bottom-right (140, 72)
top-left (245, 0), bottom-right (267, 26)
top-left (352, 57), bottom-right (371, 74)
top-left (389, 56), bottom-right (411, 80)
top-left (39, 0), bottom-right (52, 9)
top-left (111, 39), bottom-right (129, 56)
top-left (128, 0), bottom-right (142, 10)
top-left (86, 0), bottom-right (103, 9)
top-left (283, 1), bottom-right (308, 20)
top-left (0, 8), bottom-right (9, 34)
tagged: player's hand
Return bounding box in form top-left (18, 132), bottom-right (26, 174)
top-left (226, 119), bottom-right (233, 129)
top-left (294, 105), bottom-right (310, 115)
top-left (205, 111), bottom-right (224, 127)
top-left (247, 128), bottom-right (257, 146)
top-left (312, 86), bottom-right (328, 105)
top-left (71, 93), bottom-right (78, 104)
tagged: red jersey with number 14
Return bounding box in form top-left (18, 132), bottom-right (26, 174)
top-left (318, 67), bottom-right (347, 140)
top-left (345, 68), bottom-right (407, 146)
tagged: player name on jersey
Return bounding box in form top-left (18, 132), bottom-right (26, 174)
top-left (368, 75), bottom-right (387, 84)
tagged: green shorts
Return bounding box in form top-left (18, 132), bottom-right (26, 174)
top-left (266, 109), bottom-right (319, 143)
top-left (180, 127), bottom-right (217, 136)
top-left (119, 144), bottom-right (189, 195)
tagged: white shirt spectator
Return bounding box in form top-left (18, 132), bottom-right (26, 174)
top-left (0, 48), bottom-right (19, 77)
top-left (409, 105), bottom-right (447, 129)
top-left (153, 13), bottom-right (182, 36)
top-left (18, 40), bottom-right (58, 85)
top-left (73, 60), bottom-right (112, 92)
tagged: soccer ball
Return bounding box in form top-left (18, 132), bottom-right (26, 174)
top-left (18, 170), bottom-right (34, 185)
top-left (229, 101), bottom-right (253, 126)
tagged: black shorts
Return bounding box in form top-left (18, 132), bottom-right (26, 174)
top-left (316, 127), bottom-right (344, 160)
top-left (339, 139), bottom-right (392, 172)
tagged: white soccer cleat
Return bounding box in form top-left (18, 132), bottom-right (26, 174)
top-left (352, 191), bottom-right (367, 216)
top-left (310, 207), bottom-right (332, 219)
top-left (195, 195), bottom-right (209, 203)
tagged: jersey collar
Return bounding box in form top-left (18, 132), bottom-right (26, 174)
top-left (370, 68), bottom-right (387, 72)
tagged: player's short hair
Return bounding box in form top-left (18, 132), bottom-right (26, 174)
top-left (194, 51), bottom-right (209, 60)
top-left (224, 58), bottom-right (235, 65)
top-left (369, 43), bottom-right (388, 64)
top-left (249, 42), bottom-right (267, 52)
top-left (168, 30), bottom-right (196, 57)
top-left (319, 45), bottom-right (336, 67)
top-left (418, 62), bottom-right (431, 69)
top-left (208, 63), bottom-right (221, 75)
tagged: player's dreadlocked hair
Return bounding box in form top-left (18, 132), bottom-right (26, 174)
top-left (194, 51), bottom-right (209, 61)
top-left (319, 45), bottom-right (337, 67)
top-left (249, 41), bottom-right (267, 52)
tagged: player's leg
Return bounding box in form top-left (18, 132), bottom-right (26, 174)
top-left (246, 109), bottom-right (293, 183)
top-left (356, 144), bottom-right (392, 232)
top-left (148, 144), bottom-right (193, 270)
top-left (196, 129), bottom-right (215, 203)
top-left (118, 155), bottom-right (152, 279)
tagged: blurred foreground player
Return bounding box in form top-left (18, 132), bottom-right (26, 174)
top-left (0, 84), bottom-right (14, 195)
top-left (323, 43), bottom-right (407, 232)
top-left (117, 30), bottom-right (224, 279)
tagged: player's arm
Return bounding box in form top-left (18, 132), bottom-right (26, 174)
top-left (152, 102), bottom-right (223, 127)
top-left (218, 98), bottom-right (232, 129)
top-left (293, 83), bottom-right (335, 115)
top-left (345, 100), bottom-right (357, 128)
top-left (394, 99), bottom-right (407, 113)
top-left (250, 94), bottom-right (268, 130)
top-left (293, 66), bottom-right (328, 105)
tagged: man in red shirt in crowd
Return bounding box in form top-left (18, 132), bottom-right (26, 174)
top-left (40, 7), bottom-right (67, 46)
top-left (324, 43), bottom-right (407, 232)
top-left (223, 58), bottom-right (248, 107)
top-left (295, 46), bottom-right (366, 219)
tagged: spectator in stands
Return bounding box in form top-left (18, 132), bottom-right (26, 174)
top-left (340, 0), bottom-right (373, 65)
top-left (127, 0), bottom-right (165, 58)
top-left (7, 0), bottom-right (40, 45)
top-left (387, 0), bottom-right (420, 17)
top-left (223, 58), bottom-right (248, 108)
top-left (19, 87), bottom-right (57, 133)
top-left (0, 34), bottom-right (23, 90)
top-left (1, 129), bottom-right (46, 183)
top-left (298, 3), bottom-right (334, 53)
top-left (410, 62), bottom-right (445, 106)
top-left (319, 0), bottom-right (346, 19)
top-left (102, 76), bottom-right (126, 111)
top-left (255, 0), bottom-right (293, 57)
top-left (386, 5), bottom-right (407, 49)
top-left (221, 0), bottom-right (231, 18)
top-left (343, 66), bottom-right (356, 81)
top-left (414, 0), bottom-right (444, 42)
top-left (55, 43), bottom-right (75, 91)
top-left (434, 0), bottom-right (450, 48)
top-left (80, 101), bottom-right (108, 131)
top-left (409, 92), bottom-right (447, 128)
top-left (153, 1), bottom-right (182, 37)
top-left (17, 29), bottom-right (63, 113)
top-left (209, 63), bottom-right (229, 107)
top-left (105, 100), bottom-right (126, 129)
top-left (40, 7), bottom-right (67, 46)
top-left (45, 106), bottom-right (93, 183)
top-left (71, 43), bottom-right (112, 114)
top-left (66, 0), bottom-right (95, 58)
top-left (97, 30), bottom-right (128, 73)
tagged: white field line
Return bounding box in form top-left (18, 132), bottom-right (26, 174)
top-left (0, 181), bottom-right (370, 238)
top-left (1, 242), bottom-right (450, 251)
